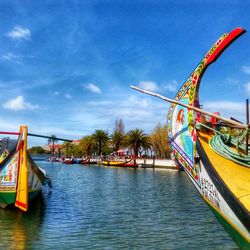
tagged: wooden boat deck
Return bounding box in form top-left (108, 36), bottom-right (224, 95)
top-left (198, 131), bottom-right (250, 212)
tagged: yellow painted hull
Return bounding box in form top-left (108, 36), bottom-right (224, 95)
top-left (102, 160), bottom-right (137, 167)
top-left (197, 131), bottom-right (250, 248)
top-left (102, 161), bottom-right (125, 166)
top-left (199, 131), bottom-right (250, 212)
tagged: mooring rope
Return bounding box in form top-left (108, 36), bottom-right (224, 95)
top-left (196, 122), bottom-right (250, 167)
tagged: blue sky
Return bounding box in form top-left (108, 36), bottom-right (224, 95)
top-left (0, 0), bottom-right (250, 146)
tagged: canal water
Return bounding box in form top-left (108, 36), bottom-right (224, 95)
top-left (0, 161), bottom-right (238, 249)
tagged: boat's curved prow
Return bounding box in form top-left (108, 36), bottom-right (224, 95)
top-left (167, 27), bottom-right (245, 179)
top-left (131, 27), bottom-right (249, 248)
top-left (166, 27), bottom-right (250, 248)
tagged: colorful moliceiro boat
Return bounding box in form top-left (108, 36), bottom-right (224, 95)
top-left (132, 27), bottom-right (250, 249)
top-left (102, 159), bottom-right (138, 167)
top-left (0, 126), bottom-right (52, 212)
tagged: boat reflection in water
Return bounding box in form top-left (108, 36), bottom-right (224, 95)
top-left (0, 192), bottom-right (47, 250)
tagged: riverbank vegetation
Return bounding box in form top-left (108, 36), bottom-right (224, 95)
top-left (29, 119), bottom-right (170, 159)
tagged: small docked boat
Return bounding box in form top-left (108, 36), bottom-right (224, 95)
top-left (132, 27), bottom-right (250, 249)
top-left (80, 158), bottom-right (97, 164)
top-left (48, 156), bottom-right (61, 162)
top-left (0, 126), bottom-right (52, 212)
top-left (63, 157), bottom-right (91, 164)
top-left (102, 159), bottom-right (138, 167)
top-left (63, 158), bottom-right (76, 164)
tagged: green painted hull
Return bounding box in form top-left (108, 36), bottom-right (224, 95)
top-left (0, 192), bottom-right (16, 207)
top-left (207, 201), bottom-right (250, 250)
top-left (0, 190), bottom-right (41, 208)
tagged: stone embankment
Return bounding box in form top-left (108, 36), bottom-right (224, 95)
top-left (136, 159), bottom-right (177, 169)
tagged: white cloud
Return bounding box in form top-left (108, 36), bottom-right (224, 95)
top-left (203, 101), bottom-right (244, 112)
top-left (127, 95), bottom-right (151, 108)
top-left (85, 83), bottom-right (102, 94)
top-left (65, 93), bottom-right (72, 99)
top-left (72, 94), bottom-right (169, 133)
top-left (3, 96), bottom-right (39, 111)
top-left (242, 65), bottom-right (250, 74)
top-left (0, 53), bottom-right (34, 64)
top-left (138, 81), bottom-right (158, 92)
top-left (6, 26), bottom-right (31, 41)
top-left (87, 100), bottom-right (113, 106)
top-left (203, 101), bottom-right (245, 122)
top-left (53, 91), bottom-right (59, 96)
top-left (163, 80), bottom-right (178, 92)
top-left (0, 52), bottom-right (19, 61)
top-left (0, 52), bottom-right (21, 64)
top-left (225, 77), bottom-right (240, 85)
top-left (0, 118), bottom-right (21, 131)
top-left (245, 82), bottom-right (250, 95)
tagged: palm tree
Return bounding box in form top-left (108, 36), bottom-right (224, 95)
top-left (110, 131), bottom-right (125, 152)
top-left (92, 130), bottom-right (109, 156)
top-left (48, 135), bottom-right (57, 156)
top-left (125, 129), bottom-right (152, 157)
top-left (61, 141), bottom-right (73, 157)
top-left (79, 135), bottom-right (96, 157)
top-left (140, 136), bottom-right (152, 158)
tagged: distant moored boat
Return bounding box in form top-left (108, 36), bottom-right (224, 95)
top-left (102, 159), bottom-right (138, 167)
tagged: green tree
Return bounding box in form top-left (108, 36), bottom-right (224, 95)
top-left (71, 144), bottom-right (82, 158)
top-left (150, 123), bottom-right (170, 158)
top-left (28, 146), bottom-right (46, 154)
top-left (92, 130), bottom-right (109, 156)
top-left (79, 135), bottom-right (96, 156)
top-left (102, 142), bottom-right (113, 156)
top-left (125, 129), bottom-right (151, 157)
top-left (48, 135), bottom-right (57, 155)
top-left (110, 131), bottom-right (125, 152)
top-left (61, 141), bottom-right (73, 157)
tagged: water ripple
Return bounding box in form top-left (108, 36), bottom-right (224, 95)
top-left (0, 162), bottom-right (238, 249)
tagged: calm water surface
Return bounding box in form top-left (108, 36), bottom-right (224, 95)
top-left (0, 160), bottom-right (238, 249)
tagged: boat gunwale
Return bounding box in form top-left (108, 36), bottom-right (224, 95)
top-left (197, 137), bottom-right (250, 231)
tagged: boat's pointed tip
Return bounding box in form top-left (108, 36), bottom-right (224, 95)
top-left (232, 27), bottom-right (246, 35)
top-left (236, 27), bottom-right (246, 32)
